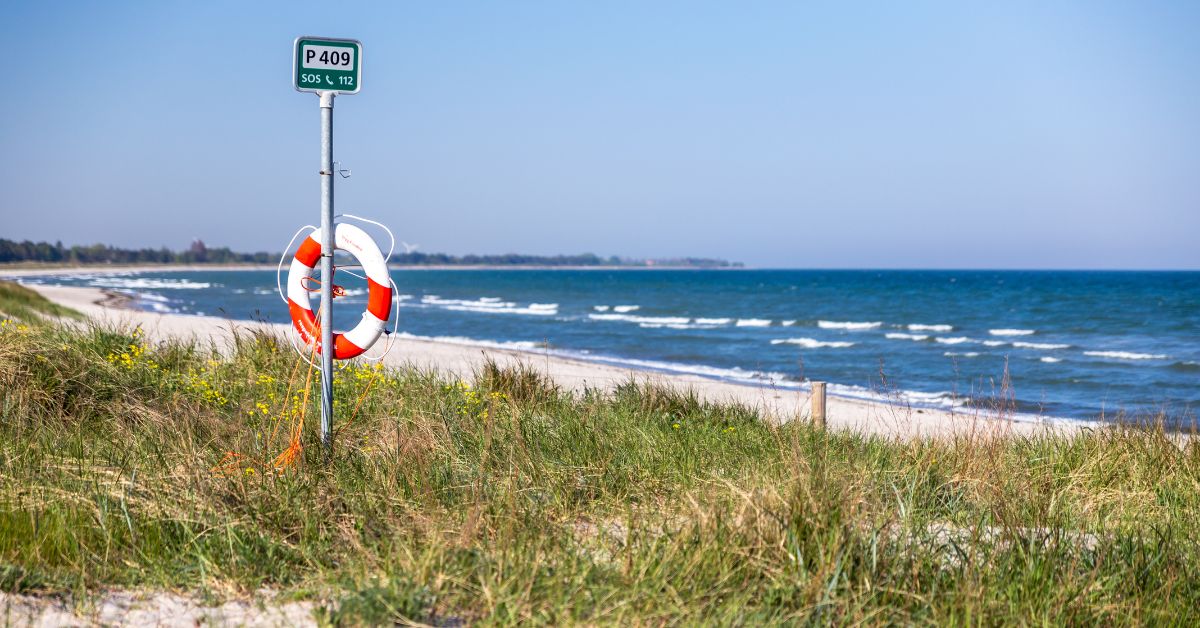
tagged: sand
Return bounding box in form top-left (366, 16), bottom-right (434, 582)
top-left (20, 281), bottom-right (1081, 440)
top-left (0, 589), bottom-right (316, 628)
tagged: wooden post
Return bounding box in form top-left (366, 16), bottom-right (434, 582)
top-left (811, 381), bottom-right (826, 429)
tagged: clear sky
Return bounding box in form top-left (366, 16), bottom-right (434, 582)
top-left (1, 1), bottom-right (1197, 268)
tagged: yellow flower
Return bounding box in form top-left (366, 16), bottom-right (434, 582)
top-left (672, 423), bottom-right (681, 430)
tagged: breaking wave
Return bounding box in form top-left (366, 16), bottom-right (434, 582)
top-left (907, 324), bottom-right (952, 332)
top-left (590, 313), bottom-right (690, 326)
top-left (886, 332), bottom-right (929, 341)
top-left (771, 338), bottom-right (856, 348)
top-left (421, 295), bottom-right (558, 316)
top-left (87, 277), bottom-right (216, 290)
top-left (1012, 341), bottom-right (1070, 350)
top-left (1083, 350), bottom-right (1168, 361)
top-left (817, 320), bottom-right (881, 330)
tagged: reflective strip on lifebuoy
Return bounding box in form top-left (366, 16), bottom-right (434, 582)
top-left (286, 223), bottom-right (391, 359)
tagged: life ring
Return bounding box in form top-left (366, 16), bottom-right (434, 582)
top-left (286, 223), bottom-right (392, 359)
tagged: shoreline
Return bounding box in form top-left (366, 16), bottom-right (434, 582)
top-left (27, 283), bottom-right (1082, 440)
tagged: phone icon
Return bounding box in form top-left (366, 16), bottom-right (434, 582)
top-left (326, 76), bottom-right (334, 85)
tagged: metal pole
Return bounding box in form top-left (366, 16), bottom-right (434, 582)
top-left (319, 91), bottom-right (336, 450)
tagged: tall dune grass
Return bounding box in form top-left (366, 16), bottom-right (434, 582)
top-left (1, 281), bottom-right (1199, 624)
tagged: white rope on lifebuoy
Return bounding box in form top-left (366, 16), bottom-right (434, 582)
top-left (286, 223), bottom-right (392, 360)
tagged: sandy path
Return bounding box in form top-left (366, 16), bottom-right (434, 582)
top-left (0, 590), bottom-right (315, 628)
top-left (27, 283), bottom-right (1075, 439)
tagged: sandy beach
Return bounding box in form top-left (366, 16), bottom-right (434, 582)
top-left (25, 281), bottom-right (1078, 440)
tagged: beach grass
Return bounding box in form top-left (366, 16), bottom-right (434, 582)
top-left (2, 283), bottom-right (1199, 624)
top-left (0, 280), bottom-right (81, 322)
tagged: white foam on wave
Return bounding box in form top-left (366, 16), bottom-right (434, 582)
top-left (908, 324), bottom-right (952, 332)
top-left (944, 351), bottom-right (980, 357)
top-left (982, 340), bottom-right (1007, 347)
top-left (989, 328), bottom-right (1035, 336)
top-left (736, 319), bottom-right (771, 327)
top-left (781, 320), bottom-right (797, 326)
top-left (1040, 357), bottom-right (1062, 363)
top-left (394, 332), bottom-right (541, 351)
top-left (935, 337), bottom-right (973, 345)
top-left (818, 320), bottom-right (881, 330)
top-left (639, 317), bottom-right (733, 330)
top-left (885, 332), bottom-right (929, 341)
top-left (1083, 350), bottom-right (1168, 361)
top-left (895, 389), bottom-right (969, 407)
top-left (397, 331), bottom-right (794, 387)
top-left (771, 338), bottom-right (855, 349)
top-left (588, 356), bottom-right (789, 386)
top-left (387, 331), bottom-right (1075, 424)
top-left (422, 295), bottom-right (558, 316)
top-left (324, 329), bottom-right (1074, 422)
top-left (134, 292), bottom-right (171, 303)
top-left (590, 313), bottom-right (690, 326)
top-left (88, 277), bottom-right (216, 290)
top-left (1012, 341), bottom-right (1070, 350)
top-left (593, 305), bottom-right (610, 312)
top-left (613, 305), bottom-right (640, 313)
top-left (424, 295), bottom-right (511, 308)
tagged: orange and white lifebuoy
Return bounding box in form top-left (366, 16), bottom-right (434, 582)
top-left (286, 223), bottom-right (391, 359)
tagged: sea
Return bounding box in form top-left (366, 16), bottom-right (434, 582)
top-left (20, 269), bottom-right (1200, 424)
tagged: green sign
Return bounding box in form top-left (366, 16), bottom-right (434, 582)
top-left (293, 37), bottom-right (361, 95)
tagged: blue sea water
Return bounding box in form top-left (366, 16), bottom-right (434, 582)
top-left (21, 269), bottom-right (1200, 423)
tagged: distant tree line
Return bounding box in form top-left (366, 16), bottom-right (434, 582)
top-left (0, 237), bottom-right (739, 268)
top-left (0, 238), bottom-right (274, 265)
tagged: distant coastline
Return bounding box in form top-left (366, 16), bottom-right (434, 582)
top-left (0, 263), bottom-right (747, 278)
top-left (0, 237), bottom-right (740, 270)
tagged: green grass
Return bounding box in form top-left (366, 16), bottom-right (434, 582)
top-left (0, 280), bottom-right (81, 321)
top-left (1, 291), bottom-right (1199, 624)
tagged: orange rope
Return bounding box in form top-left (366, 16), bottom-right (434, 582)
top-left (213, 291), bottom-right (383, 474)
top-left (271, 303), bottom-right (323, 471)
top-left (301, 275), bottom-right (346, 298)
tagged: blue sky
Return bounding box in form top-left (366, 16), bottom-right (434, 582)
top-left (1, 1), bottom-right (1197, 268)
